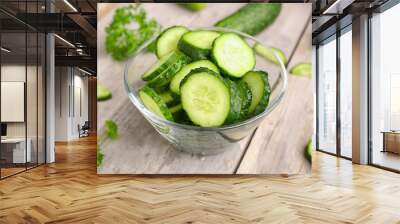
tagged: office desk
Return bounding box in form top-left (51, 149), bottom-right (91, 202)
top-left (382, 131), bottom-right (400, 154)
top-left (1, 138), bottom-right (31, 163)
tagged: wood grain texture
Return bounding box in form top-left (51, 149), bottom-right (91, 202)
top-left (97, 3), bottom-right (313, 174)
top-left (237, 21), bottom-right (313, 174)
top-left (1, 136), bottom-right (400, 223)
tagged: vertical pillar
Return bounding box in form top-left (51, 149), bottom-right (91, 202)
top-left (46, 1), bottom-right (55, 163)
top-left (352, 14), bottom-right (369, 164)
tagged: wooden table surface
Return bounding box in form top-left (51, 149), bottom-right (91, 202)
top-left (97, 3), bottom-right (313, 174)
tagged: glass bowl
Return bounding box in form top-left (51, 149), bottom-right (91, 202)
top-left (124, 27), bottom-right (287, 155)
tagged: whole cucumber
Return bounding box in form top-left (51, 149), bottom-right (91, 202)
top-left (215, 3), bottom-right (282, 36)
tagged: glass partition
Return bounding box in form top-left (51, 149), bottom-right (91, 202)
top-left (0, 1), bottom-right (46, 179)
top-left (1, 30), bottom-right (28, 177)
top-left (317, 36), bottom-right (337, 154)
top-left (371, 3), bottom-right (400, 171)
top-left (339, 28), bottom-right (352, 158)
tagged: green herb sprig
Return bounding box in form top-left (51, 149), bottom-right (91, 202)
top-left (97, 120), bottom-right (119, 167)
top-left (105, 4), bottom-right (160, 61)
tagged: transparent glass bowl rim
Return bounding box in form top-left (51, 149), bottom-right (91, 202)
top-left (124, 27), bottom-right (288, 132)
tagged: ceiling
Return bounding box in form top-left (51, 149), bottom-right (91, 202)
top-left (0, 0), bottom-right (97, 74)
top-left (311, 0), bottom-right (391, 44)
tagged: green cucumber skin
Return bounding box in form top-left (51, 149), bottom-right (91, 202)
top-left (180, 3), bottom-right (207, 11)
top-left (215, 3), bottom-right (282, 36)
top-left (170, 60), bottom-right (219, 95)
top-left (147, 52), bottom-right (192, 88)
top-left (156, 26), bottom-right (189, 58)
top-left (224, 79), bottom-right (242, 124)
top-left (180, 67), bottom-right (224, 88)
top-left (178, 39), bottom-right (210, 60)
top-left (142, 51), bottom-right (180, 81)
top-left (139, 86), bottom-right (174, 121)
top-left (237, 80), bottom-right (252, 119)
top-left (253, 71), bottom-right (271, 115)
top-left (178, 31), bottom-right (220, 60)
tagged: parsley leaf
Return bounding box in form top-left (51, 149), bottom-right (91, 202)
top-left (105, 120), bottom-right (118, 140)
top-left (105, 5), bottom-right (160, 61)
top-left (97, 144), bottom-right (104, 167)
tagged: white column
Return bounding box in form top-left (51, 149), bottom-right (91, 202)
top-left (352, 14), bottom-right (369, 164)
top-left (46, 32), bottom-right (55, 163)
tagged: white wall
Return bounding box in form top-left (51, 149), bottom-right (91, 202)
top-left (54, 67), bottom-right (89, 141)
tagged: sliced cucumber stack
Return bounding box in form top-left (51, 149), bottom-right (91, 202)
top-left (142, 51), bottom-right (181, 81)
top-left (146, 51), bottom-right (192, 88)
top-left (139, 26), bottom-right (276, 128)
top-left (242, 71), bottom-right (271, 115)
top-left (156, 26), bottom-right (189, 58)
top-left (224, 79), bottom-right (242, 124)
top-left (237, 80), bottom-right (252, 119)
top-left (180, 68), bottom-right (230, 127)
top-left (169, 60), bottom-right (219, 95)
top-left (212, 33), bottom-right (255, 78)
top-left (139, 86), bottom-right (174, 121)
top-left (178, 30), bottom-right (220, 60)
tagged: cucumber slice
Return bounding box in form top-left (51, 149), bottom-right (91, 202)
top-left (290, 63), bottom-right (312, 79)
top-left (224, 79), bottom-right (253, 124)
top-left (212, 33), bottom-right (255, 78)
top-left (237, 80), bottom-right (252, 119)
top-left (224, 79), bottom-right (242, 124)
top-left (97, 83), bottom-right (112, 101)
top-left (215, 3), bottom-right (282, 36)
top-left (180, 3), bottom-right (207, 11)
top-left (170, 104), bottom-right (183, 114)
top-left (242, 71), bottom-right (271, 115)
top-left (139, 86), bottom-right (174, 121)
top-left (178, 30), bottom-right (220, 60)
top-left (169, 60), bottom-right (219, 95)
top-left (254, 44), bottom-right (287, 65)
top-left (305, 139), bottom-right (312, 163)
top-left (156, 26), bottom-right (189, 58)
top-left (180, 68), bottom-right (230, 127)
top-left (142, 51), bottom-right (181, 81)
top-left (147, 51), bottom-right (192, 88)
top-left (159, 90), bottom-right (179, 105)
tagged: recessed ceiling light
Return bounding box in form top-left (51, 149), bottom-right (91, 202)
top-left (1, 47), bottom-right (11, 53)
top-left (63, 0), bottom-right (78, 12)
top-left (54, 34), bottom-right (75, 48)
top-left (78, 67), bottom-right (92, 76)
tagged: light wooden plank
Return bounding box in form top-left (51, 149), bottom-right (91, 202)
top-left (237, 19), bottom-right (313, 174)
top-left (3, 138), bottom-right (400, 223)
top-left (98, 3), bottom-right (311, 174)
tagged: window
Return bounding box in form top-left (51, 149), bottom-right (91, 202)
top-left (339, 28), bottom-right (352, 158)
top-left (370, 2), bottom-right (400, 171)
top-left (317, 36), bottom-right (337, 154)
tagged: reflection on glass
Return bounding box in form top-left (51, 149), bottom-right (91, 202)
top-left (340, 29), bottom-right (352, 158)
top-left (318, 37), bottom-right (337, 154)
top-left (1, 31), bottom-right (27, 177)
top-left (38, 33), bottom-right (46, 165)
top-left (371, 3), bottom-right (400, 171)
top-left (27, 31), bottom-right (38, 169)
